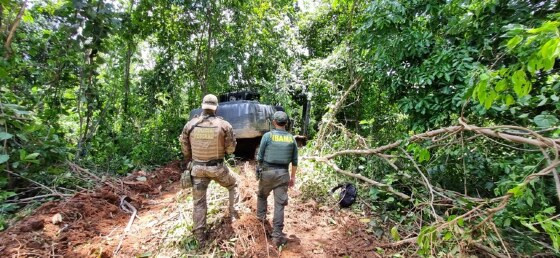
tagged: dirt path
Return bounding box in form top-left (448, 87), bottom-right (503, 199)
top-left (0, 161), bottom-right (383, 257)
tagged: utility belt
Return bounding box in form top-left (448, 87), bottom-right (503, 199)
top-left (263, 162), bottom-right (289, 170)
top-left (193, 159), bottom-right (224, 166)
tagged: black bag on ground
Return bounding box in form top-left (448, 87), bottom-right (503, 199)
top-left (330, 183), bottom-right (357, 208)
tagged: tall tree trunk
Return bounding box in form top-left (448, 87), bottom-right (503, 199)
top-left (123, 41), bottom-right (132, 114)
top-left (4, 0), bottom-right (27, 59)
top-left (201, 2), bottom-right (214, 95)
top-left (123, 0), bottom-right (135, 114)
top-left (0, 5), bottom-right (4, 31)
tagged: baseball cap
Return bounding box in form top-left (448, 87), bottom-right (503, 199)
top-left (201, 94), bottom-right (218, 110)
top-left (273, 111), bottom-right (288, 123)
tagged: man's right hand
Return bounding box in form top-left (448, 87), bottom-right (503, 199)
top-left (289, 176), bottom-right (295, 188)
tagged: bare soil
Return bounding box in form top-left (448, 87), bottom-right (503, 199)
top-left (0, 161), bottom-right (385, 257)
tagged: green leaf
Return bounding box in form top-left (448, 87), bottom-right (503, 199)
top-left (521, 221), bottom-right (540, 233)
top-left (0, 154), bottom-right (8, 164)
top-left (418, 149), bottom-right (430, 162)
top-left (539, 38), bottom-right (559, 59)
top-left (527, 196), bottom-right (534, 207)
top-left (484, 90), bottom-right (497, 109)
top-left (494, 79), bottom-right (507, 92)
top-left (508, 184), bottom-right (525, 197)
top-left (19, 149), bottom-right (27, 161)
top-left (476, 80), bottom-right (487, 102)
top-left (443, 231), bottom-right (453, 241)
top-left (24, 153), bottom-right (40, 160)
top-left (534, 114), bottom-right (559, 128)
top-left (0, 67), bottom-right (7, 78)
top-left (512, 70), bottom-right (531, 97)
top-left (457, 217), bottom-right (464, 227)
top-left (527, 58), bottom-right (541, 74)
top-left (505, 94), bottom-right (515, 106)
top-left (506, 35), bottom-right (523, 50)
top-left (543, 207), bottom-right (556, 215)
top-left (390, 226), bottom-right (401, 241)
top-left (542, 57), bottom-right (555, 71)
top-left (0, 132), bottom-right (13, 141)
top-left (22, 10), bottom-right (34, 23)
top-left (527, 21), bottom-right (560, 34)
top-left (537, 96), bottom-right (548, 107)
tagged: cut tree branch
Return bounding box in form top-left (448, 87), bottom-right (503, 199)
top-left (4, 0), bottom-right (27, 59)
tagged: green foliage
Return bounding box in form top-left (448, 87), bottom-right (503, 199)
top-left (1, 0), bottom-right (302, 228)
top-left (299, 0), bottom-right (560, 256)
top-left (0, 0), bottom-right (559, 255)
top-left (472, 18), bottom-right (560, 112)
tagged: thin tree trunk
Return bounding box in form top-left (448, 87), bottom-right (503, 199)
top-left (201, 2), bottom-right (213, 95)
top-left (0, 5), bottom-right (4, 31)
top-left (4, 0), bottom-right (27, 59)
top-left (80, 52), bottom-right (96, 156)
top-left (75, 51), bottom-right (87, 159)
top-left (123, 0), bottom-right (135, 114)
top-left (123, 42), bottom-right (132, 113)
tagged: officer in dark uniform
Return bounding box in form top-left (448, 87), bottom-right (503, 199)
top-left (256, 111), bottom-right (298, 246)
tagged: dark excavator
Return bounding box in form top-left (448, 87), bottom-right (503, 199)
top-left (189, 91), bottom-right (310, 159)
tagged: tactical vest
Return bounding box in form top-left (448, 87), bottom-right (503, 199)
top-left (263, 130), bottom-right (295, 165)
top-left (189, 117), bottom-right (226, 161)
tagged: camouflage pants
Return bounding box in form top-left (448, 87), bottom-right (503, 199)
top-left (192, 164), bottom-right (239, 235)
top-left (257, 168), bottom-right (290, 238)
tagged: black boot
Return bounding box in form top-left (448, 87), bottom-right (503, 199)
top-left (272, 236), bottom-right (287, 247)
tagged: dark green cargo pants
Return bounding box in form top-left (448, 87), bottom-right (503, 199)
top-left (256, 168), bottom-right (290, 238)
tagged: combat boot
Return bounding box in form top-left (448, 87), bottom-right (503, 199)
top-left (271, 236), bottom-right (287, 247)
top-left (194, 230), bottom-right (208, 248)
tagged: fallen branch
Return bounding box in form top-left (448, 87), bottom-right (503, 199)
top-left (472, 242), bottom-right (509, 258)
top-left (324, 159), bottom-right (411, 200)
top-left (378, 237), bottom-right (417, 247)
top-left (316, 77), bottom-right (362, 145)
top-left (5, 193), bottom-right (72, 203)
top-left (401, 148), bottom-right (440, 221)
top-left (67, 162), bottom-right (120, 191)
top-left (113, 196), bottom-right (137, 256)
top-left (306, 125), bottom-right (463, 161)
top-left (305, 117), bottom-right (560, 256)
top-left (459, 119), bottom-right (558, 149)
top-left (4, 169), bottom-right (67, 198)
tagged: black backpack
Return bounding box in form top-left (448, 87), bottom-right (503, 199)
top-left (330, 183), bottom-right (357, 208)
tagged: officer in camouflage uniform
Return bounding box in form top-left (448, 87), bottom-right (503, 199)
top-left (256, 111), bottom-right (298, 247)
top-left (179, 94), bottom-right (239, 245)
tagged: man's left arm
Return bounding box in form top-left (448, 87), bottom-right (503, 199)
top-left (224, 123), bottom-right (237, 155)
top-left (289, 137), bottom-right (298, 187)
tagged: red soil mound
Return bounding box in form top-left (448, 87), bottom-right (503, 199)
top-left (0, 161), bottom-right (182, 257)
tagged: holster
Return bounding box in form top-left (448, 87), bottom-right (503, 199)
top-left (255, 166), bottom-right (262, 181)
top-left (181, 161), bottom-right (193, 188)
